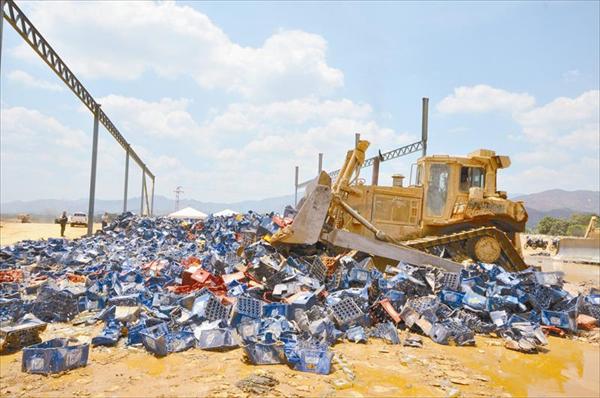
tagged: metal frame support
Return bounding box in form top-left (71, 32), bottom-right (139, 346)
top-left (318, 153), bottom-right (323, 174)
top-left (140, 168), bottom-right (146, 216)
top-left (123, 148), bottom-right (129, 213)
top-left (0, 0), bottom-right (5, 75)
top-left (372, 156), bottom-right (380, 186)
top-left (421, 97), bottom-right (429, 157)
top-left (150, 177), bottom-right (155, 216)
top-left (294, 166), bottom-right (299, 206)
top-left (86, 105), bottom-right (100, 237)
top-left (144, 177), bottom-right (150, 216)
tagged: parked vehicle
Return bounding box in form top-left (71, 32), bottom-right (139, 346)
top-left (69, 212), bottom-right (88, 228)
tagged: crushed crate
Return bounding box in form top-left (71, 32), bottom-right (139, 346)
top-left (231, 296), bottom-right (263, 327)
top-left (331, 298), bottom-right (366, 330)
top-left (22, 338), bottom-right (89, 374)
top-left (309, 257), bottom-right (327, 283)
top-left (0, 315), bottom-right (47, 354)
top-left (439, 272), bottom-right (460, 291)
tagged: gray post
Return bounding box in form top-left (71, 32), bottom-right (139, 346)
top-left (123, 148), bottom-right (129, 213)
top-left (0, 0), bottom-right (5, 75)
top-left (294, 166), bottom-right (299, 206)
top-left (372, 156), bottom-right (380, 186)
top-left (421, 97), bottom-right (429, 157)
top-left (150, 177), bottom-right (155, 216)
top-left (355, 133), bottom-right (360, 147)
top-left (140, 167), bottom-right (145, 216)
top-left (318, 153), bottom-right (323, 174)
top-left (86, 104), bottom-right (100, 237)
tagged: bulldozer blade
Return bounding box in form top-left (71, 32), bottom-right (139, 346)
top-left (322, 229), bottom-right (464, 272)
top-left (555, 237), bottom-right (600, 264)
top-left (271, 174), bottom-right (333, 245)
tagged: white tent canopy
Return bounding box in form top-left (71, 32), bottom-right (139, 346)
top-left (213, 209), bottom-right (239, 217)
top-left (167, 207), bottom-right (208, 220)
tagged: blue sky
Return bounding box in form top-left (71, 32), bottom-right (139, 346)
top-left (1, 1), bottom-right (598, 204)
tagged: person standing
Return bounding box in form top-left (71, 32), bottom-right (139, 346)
top-left (59, 211), bottom-right (68, 237)
top-left (101, 212), bottom-right (109, 229)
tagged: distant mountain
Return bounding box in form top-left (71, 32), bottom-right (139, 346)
top-left (0, 194), bottom-right (295, 217)
top-left (2, 189), bottom-right (598, 229)
top-left (513, 189), bottom-right (599, 213)
top-left (514, 189), bottom-right (599, 228)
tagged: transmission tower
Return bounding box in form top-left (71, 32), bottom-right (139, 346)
top-left (174, 186), bottom-right (184, 211)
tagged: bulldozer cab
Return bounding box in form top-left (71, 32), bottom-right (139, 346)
top-left (340, 148), bottom-right (526, 241)
top-left (417, 150), bottom-right (510, 224)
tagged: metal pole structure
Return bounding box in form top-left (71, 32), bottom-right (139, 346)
top-left (0, 0), bottom-right (5, 75)
top-left (140, 167), bottom-right (146, 216)
top-left (355, 133), bottom-right (360, 147)
top-left (294, 166), bottom-right (299, 206)
top-left (150, 177), bottom-right (155, 216)
top-left (318, 153), bottom-right (323, 174)
top-left (144, 178), bottom-right (150, 216)
top-left (86, 105), bottom-right (100, 237)
top-left (123, 148), bottom-right (129, 213)
top-left (421, 97), bottom-right (429, 157)
top-left (372, 156), bottom-right (380, 186)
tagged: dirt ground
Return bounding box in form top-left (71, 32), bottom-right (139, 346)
top-left (0, 321), bottom-right (598, 398)
top-left (0, 225), bottom-right (599, 397)
top-left (0, 222), bottom-right (103, 246)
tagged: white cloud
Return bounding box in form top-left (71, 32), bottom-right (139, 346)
top-left (438, 85), bottom-right (600, 193)
top-left (437, 84), bottom-right (535, 114)
top-left (515, 90), bottom-right (599, 146)
top-left (95, 95), bottom-right (200, 138)
top-left (501, 156), bottom-right (599, 193)
top-left (1, 106), bottom-right (86, 150)
top-left (71, 95), bottom-right (413, 200)
top-left (7, 70), bottom-right (64, 92)
top-left (1, 106), bottom-right (90, 202)
top-left (14, 2), bottom-right (343, 100)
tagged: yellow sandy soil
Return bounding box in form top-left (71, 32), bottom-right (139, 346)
top-left (0, 322), bottom-right (598, 398)
top-left (0, 222), bottom-right (103, 246)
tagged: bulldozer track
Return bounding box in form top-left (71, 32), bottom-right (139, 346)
top-left (402, 227), bottom-right (527, 272)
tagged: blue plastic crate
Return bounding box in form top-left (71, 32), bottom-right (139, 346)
top-left (22, 338), bottom-right (89, 374)
top-left (140, 323), bottom-right (170, 356)
top-left (347, 268), bottom-right (370, 287)
top-left (541, 310), bottom-right (577, 332)
top-left (330, 297), bottom-right (366, 330)
top-left (243, 341), bottom-right (286, 365)
top-left (462, 290), bottom-right (487, 311)
top-left (230, 296), bottom-right (263, 327)
top-left (262, 303), bottom-right (289, 319)
top-left (439, 290), bottom-right (465, 309)
top-left (196, 328), bottom-right (238, 351)
top-left (291, 346), bottom-right (333, 374)
top-left (126, 322), bottom-right (146, 346)
top-left (91, 321), bottom-right (121, 346)
top-left (346, 325), bottom-right (367, 343)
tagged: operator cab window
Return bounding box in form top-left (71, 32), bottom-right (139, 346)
top-left (416, 164), bottom-right (423, 185)
top-left (426, 163), bottom-right (449, 217)
top-left (459, 167), bottom-right (485, 192)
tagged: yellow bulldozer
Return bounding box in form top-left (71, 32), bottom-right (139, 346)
top-left (272, 139), bottom-right (529, 272)
top-left (555, 216), bottom-right (600, 264)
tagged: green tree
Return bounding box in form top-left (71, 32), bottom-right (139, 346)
top-left (536, 213), bottom-right (598, 236)
top-left (566, 224), bottom-right (585, 237)
top-left (550, 219), bottom-right (569, 235)
top-left (569, 213), bottom-right (597, 226)
top-left (537, 216), bottom-right (559, 235)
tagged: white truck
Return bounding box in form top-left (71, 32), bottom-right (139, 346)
top-left (69, 212), bottom-right (88, 228)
